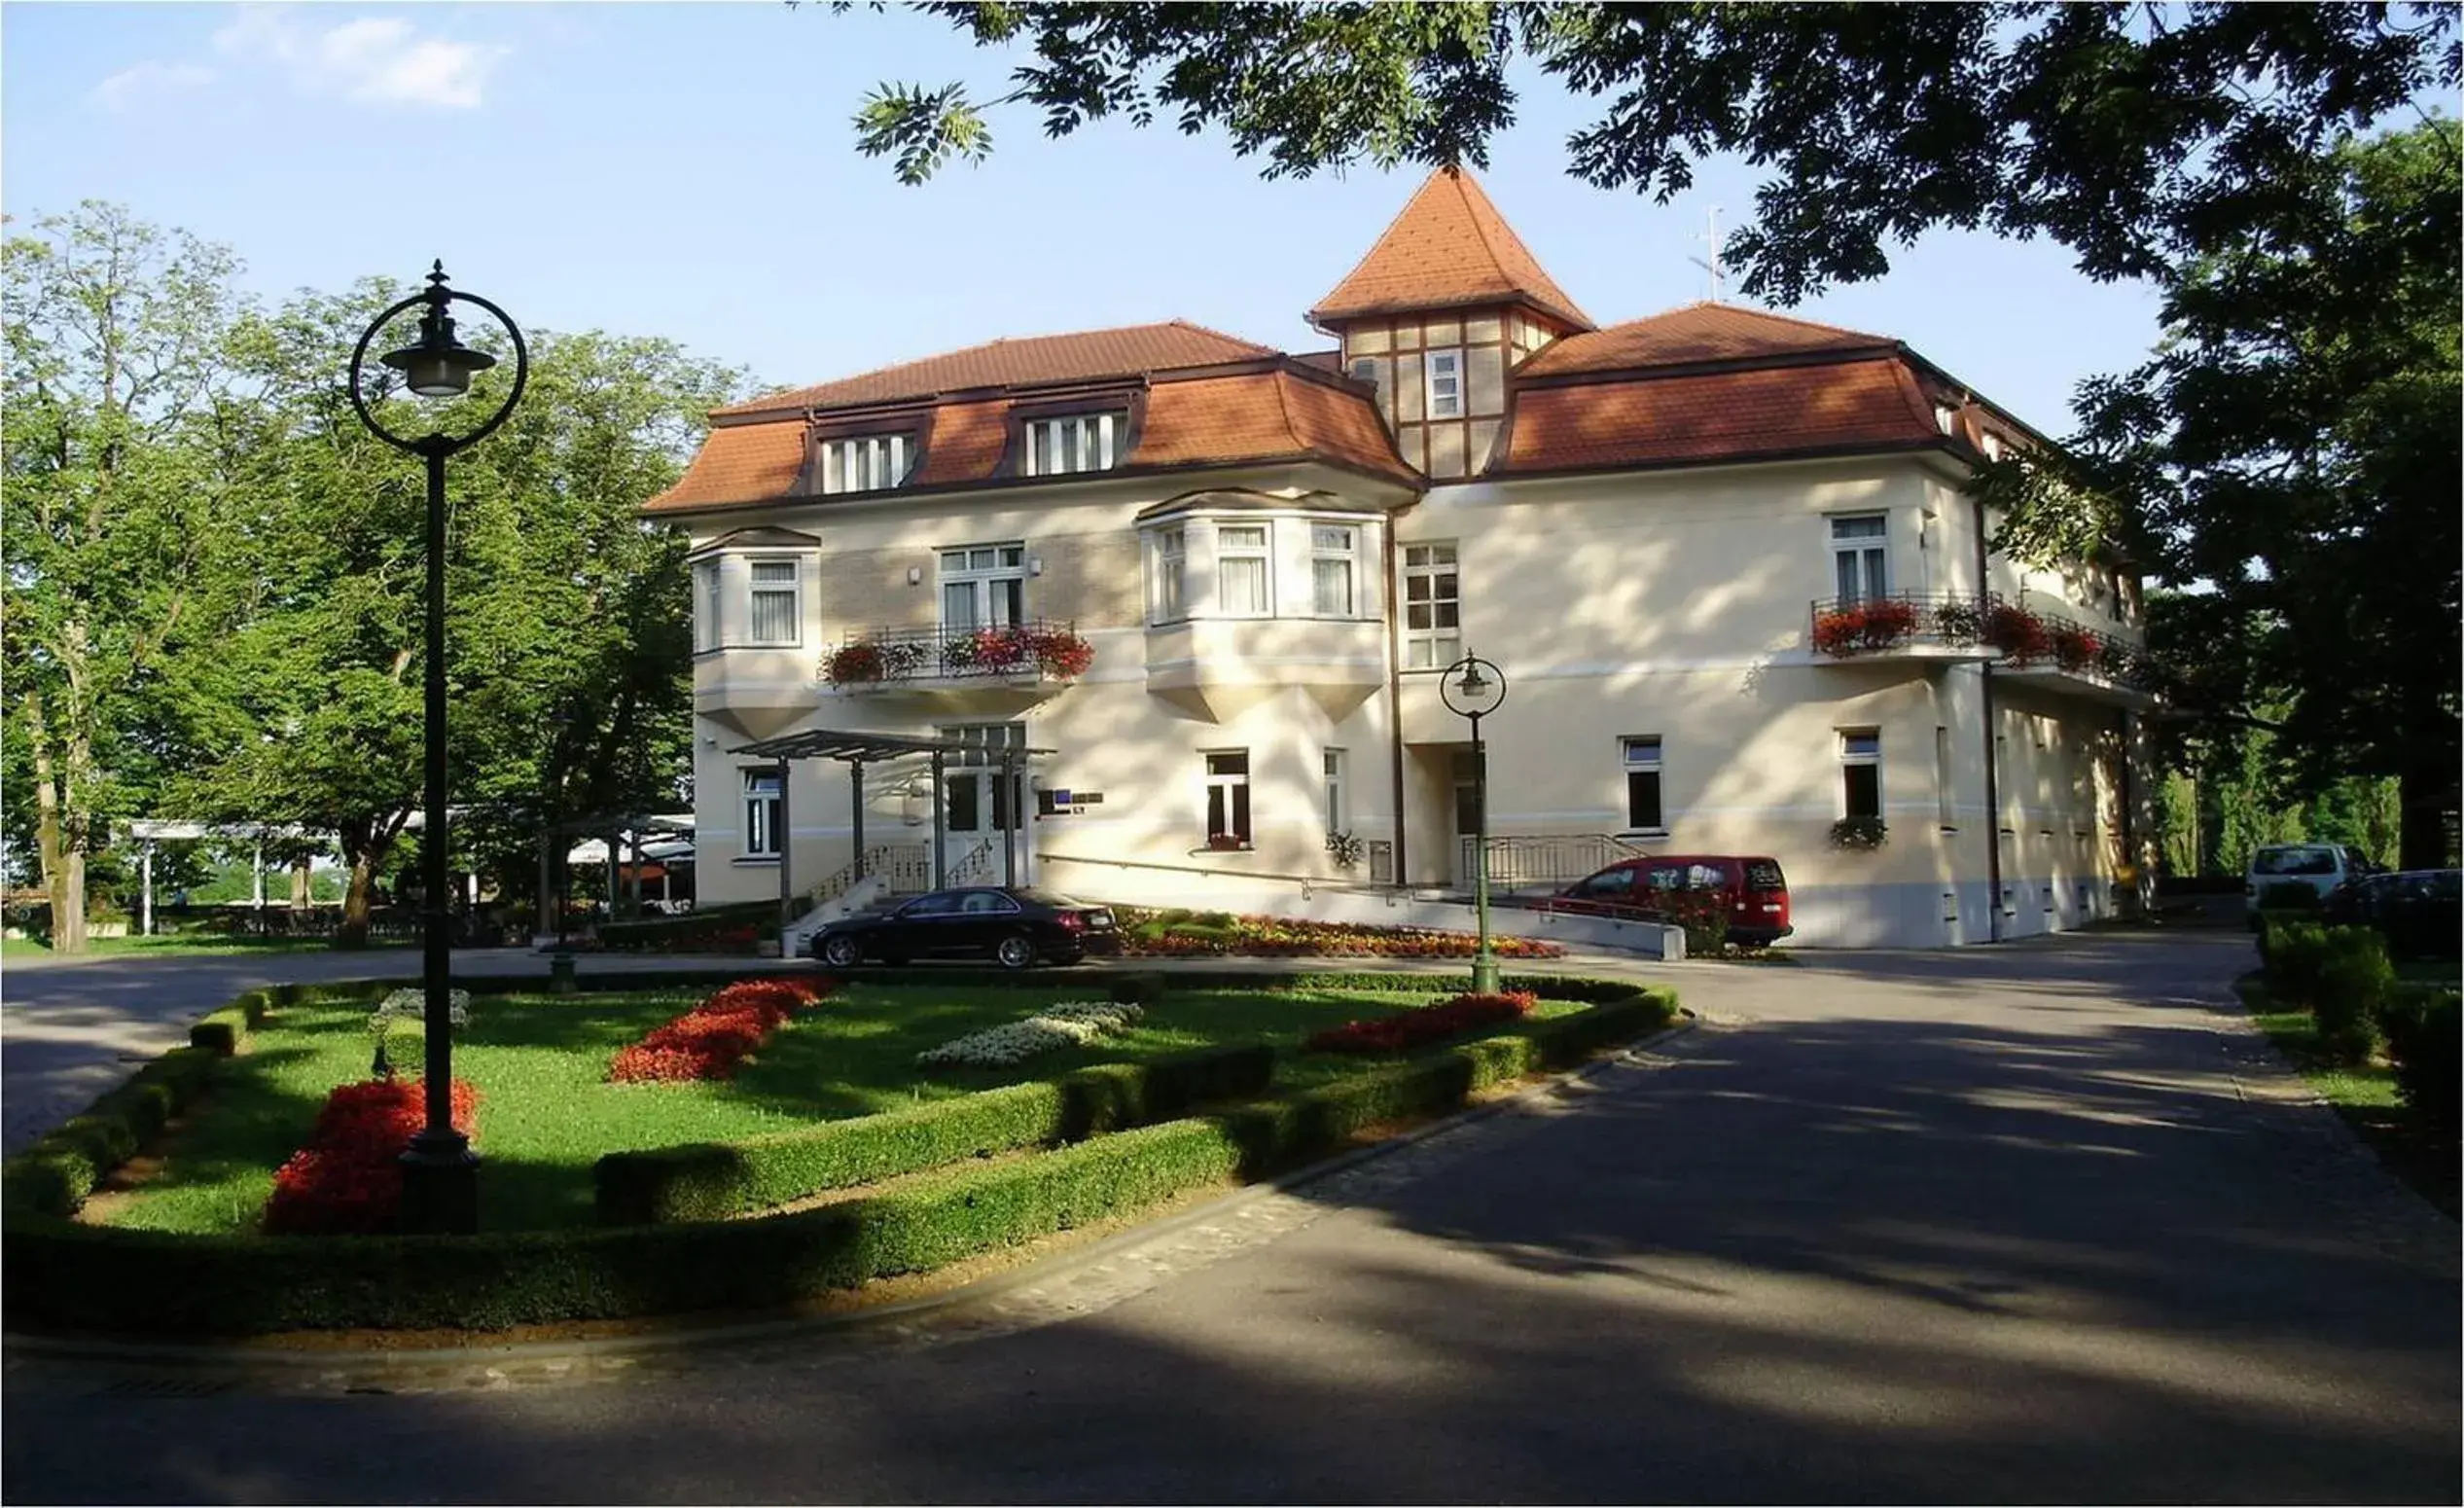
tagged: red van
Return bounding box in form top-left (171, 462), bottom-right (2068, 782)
top-left (1546, 855), bottom-right (1794, 946)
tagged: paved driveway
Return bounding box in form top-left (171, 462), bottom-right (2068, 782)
top-left (6, 932), bottom-right (2456, 1503)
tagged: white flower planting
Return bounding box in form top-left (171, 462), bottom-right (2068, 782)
top-left (915, 1000), bottom-right (1144, 1068)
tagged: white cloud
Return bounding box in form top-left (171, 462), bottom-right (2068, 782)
top-left (208, 6), bottom-right (510, 109)
top-left (89, 59), bottom-right (215, 111)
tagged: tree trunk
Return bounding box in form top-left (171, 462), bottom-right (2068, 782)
top-left (338, 855), bottom-right (378, 950)
top-left (24, 691), bottom-right (88, 954)
top-left (2397, 768), bottom-right (2458, 871)
top-left (290, 857), bottom-right (312, 910)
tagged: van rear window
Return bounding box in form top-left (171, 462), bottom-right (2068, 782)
top-left (1744, 860), bottom-right (1786, 890)
top-left (2252, 847), bottom-right (2337, 877)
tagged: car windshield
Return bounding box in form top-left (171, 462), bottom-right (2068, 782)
top-left (2253, 846), bottom-right (2338, 877)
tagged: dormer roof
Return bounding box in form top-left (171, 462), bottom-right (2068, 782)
top-left (1307, 168), bottom-right (1593, 332)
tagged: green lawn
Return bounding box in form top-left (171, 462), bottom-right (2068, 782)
top-left (96, 980), bottom-right (1590, 1236)
top-left (2237, 973), bottom-right (2458, 1218)
top-left (2, 934), bottom-right (414, 961)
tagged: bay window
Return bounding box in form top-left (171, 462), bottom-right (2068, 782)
top-left (1311, 524), bottom-right (1358, 617)
top-left (1155, 526), bottom-right (1187, 621)
top-left (693, 560), bottom-right (721, 651)
top-left (748, 559), bottom-right (801, 646)
top-left (1216, 524), bottom-right (1271, 617)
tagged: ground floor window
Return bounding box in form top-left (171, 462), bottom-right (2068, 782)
top-left (1622, 736), bottom-right (1663, 832)
top-left (742, 769), bottom-right (782, 857)
top-left (1839, 729), bottom-right (1882, 820)
top-left (1205, 751), bottom-right (1252, 847)
top-left (1324, 747), bottom-right (1346, 834)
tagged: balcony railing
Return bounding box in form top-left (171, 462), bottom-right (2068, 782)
top-left (823, 619), bottom-right (1092, 690)
top-left (1809, 592), bottom-right (2158, 692)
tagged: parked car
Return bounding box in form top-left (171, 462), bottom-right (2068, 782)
top-left (805, 886), bottom-right (1119, 969)
top-left (2321, 869), bottom-right (2462, 960)
top-left (1542, 855), bottom-right (1793, 946)
top-left (2244, 843), bottom-right (2378, 918)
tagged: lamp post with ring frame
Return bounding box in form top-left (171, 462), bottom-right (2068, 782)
top-left (347, 262), bottom-right (526, 1235)
top-left (1439, 652), bottom-right (1508, 994)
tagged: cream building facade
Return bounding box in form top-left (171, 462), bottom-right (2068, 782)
top-left (650, 169), bottom-right (2156, 948)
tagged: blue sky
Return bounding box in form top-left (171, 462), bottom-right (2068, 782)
top-left (5, 2), bottom-right (2171, 429)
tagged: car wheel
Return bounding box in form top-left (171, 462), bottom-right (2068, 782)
top-left (820, 934), bottom-right (863, 969)
top-left (994, 932), bottom-right (1035, 971)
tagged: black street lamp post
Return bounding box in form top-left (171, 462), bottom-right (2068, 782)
top-left (1440, 652), bottom-right (1508, 994)
top-left (348, 263), bottom-right (526, 1236)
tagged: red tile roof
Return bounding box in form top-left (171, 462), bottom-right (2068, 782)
top-left (646, 364), bottom-right (1411, 512)
top-left (1498, 355), bottom-right (1943, 475)
top-left (1516, 303), bottom-right (1892, 377)
top-left (1308, 168), bottom-right (1593, 331)
top-left (715, 321), bottom-right (1276, 416)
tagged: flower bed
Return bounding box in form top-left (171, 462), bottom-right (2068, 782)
top-left (915, 1001), bottom-right (1144, 1069)
top-left (1116, 909), bottom-right (1565, 959)
top-left (1305, 990), bottom-right (1536, 1054)
top-left (608, 978), bottom-right (835, 1084)
top-left (262, 1076), bottom-right (480, 1236)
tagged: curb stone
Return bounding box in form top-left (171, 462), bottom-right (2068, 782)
top-left (2, 1017), bottom-right (1701, 1396)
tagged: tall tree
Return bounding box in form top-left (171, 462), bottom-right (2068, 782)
top-left (1, 203), bottom-right (252, 952)
top-left (167, 286), bottom-right (741, 943)
top-left (1994, 119), bottom-right (2460, 866)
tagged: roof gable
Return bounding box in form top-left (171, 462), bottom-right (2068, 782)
top-left (718, 321), bottom-right (1276, 417)
top-left (1308, 168), bottom-right (1593, 331)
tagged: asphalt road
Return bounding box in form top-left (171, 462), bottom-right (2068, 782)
top-left (5, 932), bottom-right (2457, 1503)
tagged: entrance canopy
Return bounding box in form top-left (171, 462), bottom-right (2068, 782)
top-left (729, 727), bottom-right (1056, 911)
top-left (730, 729), bottom-right (1054, 764)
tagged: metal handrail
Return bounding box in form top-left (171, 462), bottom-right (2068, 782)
top-left (824, 618), bottom-right (1087, 686)
top-left (1456, 833), bottom-right (1650, 889)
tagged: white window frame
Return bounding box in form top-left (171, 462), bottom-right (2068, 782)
top-left (741, 769), bottom-right (782, 859)
top-left (1829, 514), bottom-right (1889, 603)
top-left (1621, 736), bottom-right (1665, 834)
top-left (693, 559), bottom-right (721, 652)
top-left (1310, 523), bottom-right (1359, 618)
top-left (1839, 729), bottom-right (1883, 821)
top-left (747, 557), bottom-right (803, 647)
top-left (940, 542), bottom-right (1026, 631)
top-left (1215, 522), bottom-right (1272, 619)
top-left (1153, 526), bottom-right (1188, 624)
top-left (1401, 541), bottom-right (1461, 669)
top-left (1425, 347), bottom-right (1464, 418)
top-left (1204, 749), bottom-right (1252, 847)
top-left (1324, 747), bottom-right (1346, 836)
top-left (819, 433), bottom-right (911, 495)
top-left (1022, 412), bottom-right (1125, 477)
top-left (1936, 725), bottom-right (1956, 827)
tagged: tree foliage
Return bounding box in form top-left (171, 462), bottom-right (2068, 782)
top-left (846, 3), bottom-right (2456, 298)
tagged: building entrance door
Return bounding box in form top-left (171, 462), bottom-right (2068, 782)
top-left (941, 723), bottom-right (1030, 885)
top-left (1449, 748), bottom-right (1483, 886)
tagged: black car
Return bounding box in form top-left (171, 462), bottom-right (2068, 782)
top-left (806, 886), bottom-right (1120, 970)
top-left (2322, 869), bottom-right (2462, 961)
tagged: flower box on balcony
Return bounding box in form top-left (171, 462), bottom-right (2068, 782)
top-left (2050, 625), bottom-right (2098, 674)
top-left (1811, 598), bottom-right (1920, 656)
top-left (1983, 603), bottom-right (2053, 665)
top-left (825, 642), bottom-right (885, 687)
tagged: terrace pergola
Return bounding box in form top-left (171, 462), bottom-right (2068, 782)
top-left (730, 727), bottom-right (1055, 930)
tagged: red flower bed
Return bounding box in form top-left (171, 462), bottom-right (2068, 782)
top-left (607, 977), bottom-right (836, 1084)
top-left (1117, 911), bottom-right (1565, 960)
top-left (263, 1077), bottom-right (480, 1236)
top-left (1306, 990), bottom-right (1537, 1054)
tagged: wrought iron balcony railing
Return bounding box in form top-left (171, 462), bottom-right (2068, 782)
top-left (823, 619), bottom-right (1093, 689)
top-left (1809, 592), bottom-right (2158, 691)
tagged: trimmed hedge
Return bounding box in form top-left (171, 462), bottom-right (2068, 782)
top-left (2, 972), bottom-right (1677, 1337)
top-left (594, 1042), bottom-right (1274, 1224)
top-left (2377, 986), bottom-right (2461, 1135)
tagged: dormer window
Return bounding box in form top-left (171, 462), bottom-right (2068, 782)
top-left (1023, 412), bottom-right (1126, 477)
top-left (819, 434), bottom-right (912, 495)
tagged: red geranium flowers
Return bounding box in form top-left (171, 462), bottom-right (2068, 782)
top-left (1305, 990), bottom-right (1536, 1054)
top-left (262, 1076), bottom-right (480, 1236)
top-left (607, 977), bottom-right (836, 1084)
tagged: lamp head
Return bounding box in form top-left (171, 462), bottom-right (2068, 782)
top-left (378, 262), bottom-right (497, 399)
top-left (1453, 660), bottom-right (1490, 700)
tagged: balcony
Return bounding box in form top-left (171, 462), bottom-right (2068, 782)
top-left (1805, 592), bottom-right (1999, 664)
top-left (821, 619), bottom-right (1092, 713)
top-left (1810, 592), bottom-right (2159, 706)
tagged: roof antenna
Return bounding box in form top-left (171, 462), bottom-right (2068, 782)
top-left (1688, 205), bottom-right (1726, 304)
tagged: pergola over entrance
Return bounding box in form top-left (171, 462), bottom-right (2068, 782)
top-left (731, 727), bottom-right (1055, 926)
